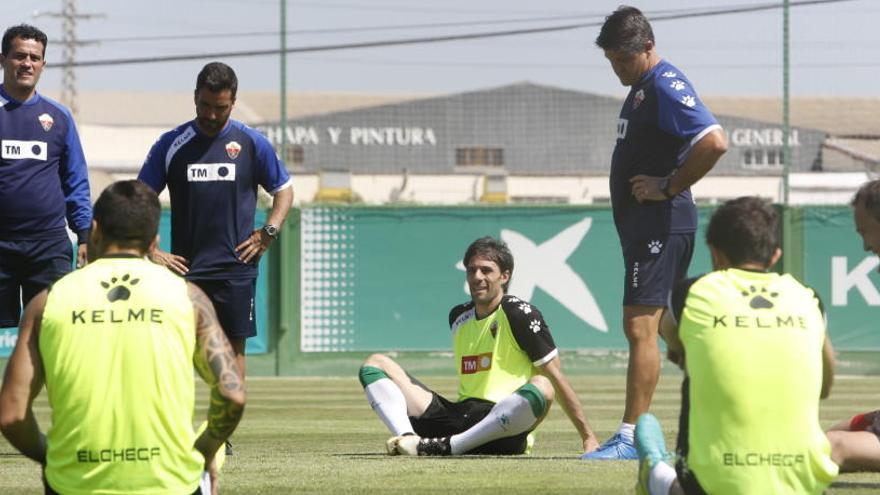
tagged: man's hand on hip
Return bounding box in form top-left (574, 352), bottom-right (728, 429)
top-left (629, 175), bottom-right (670, 203)
top-left (235, 229), bottom-right (272, 264)
top-left (148, 248), bottom-right (190, 275)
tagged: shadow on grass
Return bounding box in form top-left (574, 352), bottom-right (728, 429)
top-left (334, 453), bottom-right (587, 461)
top-left (830, 481), bottom-right (880, 490)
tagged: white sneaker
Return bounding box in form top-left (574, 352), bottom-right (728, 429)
top-left (386, 435), bottom-right (451, 456)
top-left (386, 434), bottom-right (420, 455)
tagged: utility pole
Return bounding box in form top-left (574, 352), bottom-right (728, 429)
top-left (34, 0), bottom-right (104, 119)
top-left (280, 0), bottom-right (288, 165)
top-left (782, 0), bottom-right (791, 206)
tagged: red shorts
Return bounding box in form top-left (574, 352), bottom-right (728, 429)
top-left (850, 411), bottom-right (879, 431)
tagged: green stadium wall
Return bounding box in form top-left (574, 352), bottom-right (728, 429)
top-left (2, 205), bottom-right (879, 374)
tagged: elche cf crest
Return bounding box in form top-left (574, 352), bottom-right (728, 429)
top-left (632, 89), bottom-right (645, 110)
top-left (225, 141), bottom-right (241, 160)
top-left (38, 113), bottom-right (54, 131)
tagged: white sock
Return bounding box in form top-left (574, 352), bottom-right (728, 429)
top-left (617, 422), bottom-right (635, 444)
top-left (449, 393), bottom-right (538, 455)
top-left (648, 461), bottom-right (677, 495)
top-left (364, 378), bottom-right (414, 436)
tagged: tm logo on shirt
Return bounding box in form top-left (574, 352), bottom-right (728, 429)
top-left (1, 140), bottom-right (47, 160)
top-left (461, 353), bottom-right (493, 374)
top-left (617, 119), bottom-right (628, 140)
top-left (187, 163), bottom-right (236, 182)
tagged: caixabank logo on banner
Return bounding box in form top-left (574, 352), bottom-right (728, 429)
top-left (297, 205), bottom-right (880, 353)
top-left (453, 217), bottom-right (608, 333)
top-left (830, 256), bottom-right (880, 307)
top-left (801, 207), bottom-right (880, 350)
top-left (299, 206), bottom-right (713, 352)
top-left (817, 254), bottom-right (880, 349)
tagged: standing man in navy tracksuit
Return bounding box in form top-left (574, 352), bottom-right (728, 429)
top-left (583, 7), bottom-right (728, 460)
top-left (0, 24), bottom-right (91, 329)
top-left (138, 62), bottom-right (294, 383)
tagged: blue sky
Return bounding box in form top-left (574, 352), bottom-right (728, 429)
top-left (8, 0), bottom-right (879, 97)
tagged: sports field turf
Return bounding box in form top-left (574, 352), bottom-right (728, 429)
top-left (2, 368), bottom-right (880, 494)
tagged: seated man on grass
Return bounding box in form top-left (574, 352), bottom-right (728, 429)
top-left (825, 179), bottom-right (880, 473)
top-left (358, 236), bottom-right (599, 456)
top-left (634, 197), bottom-right (837, 494)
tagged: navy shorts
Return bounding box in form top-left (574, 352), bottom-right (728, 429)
top-left (191, 278), bottom-right (257, 341)
top-left (621, 233), bottom-right (694, 307)
top-left (410, 392), bottom-right (530, 455)
top-left (0, 236), bottom-right (73, 327)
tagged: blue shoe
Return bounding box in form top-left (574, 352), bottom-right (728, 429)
top-left (579, 432), bottom-right (638, 460)
top-left (635, 414), bottom-right (673, 495)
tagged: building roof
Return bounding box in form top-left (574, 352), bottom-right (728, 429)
top-left (701, 96), bottom-right (880, 137)
top-left (52, 88), bottom-right (878, 139)
top-left (54, 84), bottom-right (878, 175)
top-left (42, 90), bottom-right (428, 127)
top-left (273, 82), bottom-right (627, 175)
top-left (821, 137), bottom-right (880, 172)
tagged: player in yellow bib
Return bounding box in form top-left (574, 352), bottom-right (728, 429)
top-left (0, 180), bottom-right (245, 495)
top-left (359, 236), bottom-right (599, 455)
top-left (825, 179), bottom-right (880, 472)
top-left (634, 197), bottom-right (837, 495)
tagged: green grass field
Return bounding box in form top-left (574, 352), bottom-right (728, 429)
top-left (3, 370), bottom-right (880, 493)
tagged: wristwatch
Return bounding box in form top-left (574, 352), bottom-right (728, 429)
top-left (659, 177), bottom-right (675, 199)
top-left (262, 224), bottom-right (279, 239)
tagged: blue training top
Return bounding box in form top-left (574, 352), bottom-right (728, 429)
top-left (0, 85), bottom-right (91, 242)
top-left (138, 119), bottom-right (291, 280)
top-left (609, 59), bottom-right (720, 242)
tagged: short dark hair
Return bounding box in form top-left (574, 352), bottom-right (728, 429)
top-left (595, 5), bottom-right (655, 53)
top-left (463, 236), bottom-right (514, 292)
top-left (2, 24), bottom-right (47, 57)
top-left (851, 179), bottom-right (880, 222)
top-left (94, 180), bottom-right (161, 252)
top-left (706, 196), bottom-right (779, 267)
top-left (195, 62), bottom-right (238, 98)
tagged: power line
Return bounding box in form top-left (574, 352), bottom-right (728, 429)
top-left (288, 55), bottom-right (880, 70)
top-left (47, 0), bottom-right (859, 70)
top-left (34, 0), bottom-right (105, 118)
top-left (76, 13), bottom-right (609, 44)
top-left (284, 0), bottom-right (591, 16)
top-left (73, 0), bottom-right (864, 45)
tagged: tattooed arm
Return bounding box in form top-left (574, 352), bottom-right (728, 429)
top-left (189, 283), bottom-right (246, 471)
top-left (0, 291), bottom-right (49, 465)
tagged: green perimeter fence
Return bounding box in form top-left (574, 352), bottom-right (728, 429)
top-left (2, 204), bottom-right (878, 375)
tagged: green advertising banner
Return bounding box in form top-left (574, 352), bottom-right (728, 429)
top-left (7, 205), bottom-right (869, 359)
top-left (299, 206), bottom-right (713, 351)
top-left (0, 328), bottom-right (15, 358)
top-left (802, 206), bottom-right (880, 350)
top-left (0, 210), bottom-right (270, 358)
